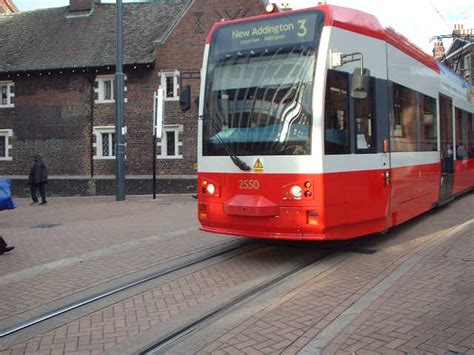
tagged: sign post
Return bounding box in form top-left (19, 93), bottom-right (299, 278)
top-left (152, 88), bottom-right (164, 199)
top-left (115, 0), bottom-right (126, 201)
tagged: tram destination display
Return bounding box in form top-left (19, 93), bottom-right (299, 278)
top-left (211, 11), bottom-right (323, 55)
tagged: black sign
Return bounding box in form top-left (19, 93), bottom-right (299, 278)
top-left (211, 11), bottom-right (323, 56)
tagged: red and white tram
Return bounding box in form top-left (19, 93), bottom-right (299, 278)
top-left (180, 4), bottom-right (474, 240)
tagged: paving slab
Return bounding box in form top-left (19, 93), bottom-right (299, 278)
top-left (1, 193), bottom-right (473, 355)
top-left (169, 193), bottom-right (474, 355)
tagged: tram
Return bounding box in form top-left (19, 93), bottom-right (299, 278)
top-left (180, 4), bottom-right (474, 240)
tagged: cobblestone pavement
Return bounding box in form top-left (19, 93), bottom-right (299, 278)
top-left (0, 195), bottom-right (238, 337)
top-left (170, 193), bottom-right (474, 355)
top-left (1, 193), bottom-right (473, 355)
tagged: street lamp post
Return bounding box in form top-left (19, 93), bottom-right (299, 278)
top-left (115, 0), bottom-right (126, 201)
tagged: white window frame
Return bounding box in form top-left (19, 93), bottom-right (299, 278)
top-left (160, 70), bottom-right (180, 101)
top-left (157, 124), bottom-right (183, 159)
top-left (0, 129), bottom-right (13, 161)
top-left (463, 53), bottom-right (471, 76)
top-left (95, 75), bottom-right (115, 103)
top-left (93, 126), bottom-right (116, 159)
top-left (0, 81), bottom-right (14, 108)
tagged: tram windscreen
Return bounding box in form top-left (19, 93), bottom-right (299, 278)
top-left (203, 11), bottom-right (324, 156)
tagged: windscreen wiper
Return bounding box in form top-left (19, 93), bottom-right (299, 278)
top-left (201, 111), bottom-right (251, 171)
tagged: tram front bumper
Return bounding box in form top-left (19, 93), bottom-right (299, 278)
top-left (198, 201), bottom-right (331, 241)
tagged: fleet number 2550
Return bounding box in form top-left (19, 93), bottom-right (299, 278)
top-left (239, 179), bottom-right (260, 190)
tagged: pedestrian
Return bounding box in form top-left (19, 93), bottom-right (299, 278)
top-left (0, 235), bottom-right (14, 254)
top-left (28, 153), bottom-right (48, 205)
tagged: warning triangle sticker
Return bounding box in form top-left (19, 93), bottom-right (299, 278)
top-left (253, 159), bottom-right (264, 173)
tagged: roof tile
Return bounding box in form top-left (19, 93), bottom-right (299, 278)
top-left (0, 0), bottom-right (193, 73)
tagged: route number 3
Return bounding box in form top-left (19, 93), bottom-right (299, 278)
top-left (297, 19), bottom-right (307, 37)
top-left (239, 179), bottom-right (260, 190)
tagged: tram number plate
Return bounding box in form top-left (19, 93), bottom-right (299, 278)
top-left (239, 179), bottom-right (260, 190)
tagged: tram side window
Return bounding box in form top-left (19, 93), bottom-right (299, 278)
top-left (392, 84), bottom-right (417, 152)
top-left (354, 80), bottom-right (375, 153)
top-left (325, 70), bottom-right (350, 155)
top-left (419, 95), bottom-right (437, 151)
top-left (468, 113), bottom-right (474, 158)
top-left (455, 108), bottom-right (469, 160)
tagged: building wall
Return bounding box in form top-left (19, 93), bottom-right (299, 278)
top-left (153, 0), bottom-right (264, 173)
top-left (444, 44), bottom-right (473, 84)
top-left (0, 0), bottom-right (265, 196)
top-left (0, 73), bottom-right (92, 175)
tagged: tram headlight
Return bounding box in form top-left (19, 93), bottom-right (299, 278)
top-left (202, 179), bottom-right (220, 197)
top-left (206, 183), bottom-right (216, 195)
top-left (290, 185), bottom-right (303, 199)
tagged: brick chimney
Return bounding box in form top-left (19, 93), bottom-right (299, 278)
top-left (69, 0), bottom-right (100, 12)
top-left (0, 0), bottom-right (19, 14)
top-left (433, 40), bottom-right (445, 61)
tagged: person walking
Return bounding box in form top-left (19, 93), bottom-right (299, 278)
top-left (28, 153), bottom-right (48, 205)
top-left (0, 236), bottom-right (14, 254)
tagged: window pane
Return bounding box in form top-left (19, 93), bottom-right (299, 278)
top-left (354, 82), bottom-right (375, 152)
top-left (325, 70), bottom-right (349, 154)
top-left (102, 133), bottom-right (110, 156)
top-left (464, 54), bottom-right (471, 72)
top-left (104, 80), bottom-right (112, 101)
top-left (455, 108), bottom-right (469, 160)
top-left (111, 133), bottom-right (116, 157)
top-left (419, 95), bottom-right (437, 151)
top-left (1, 86), bottom-right (7, 105)
top-left (0, 136), bottom-right (5, 157)
top-left (166, 76), bottom-right (174, 97)
top-left (392, 84), bottom-right (417, 152)
top-left (166, 131), bottom-right (175, 156)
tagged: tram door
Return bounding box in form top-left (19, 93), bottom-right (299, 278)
top-left (439, 95), bottom-right (454, 202)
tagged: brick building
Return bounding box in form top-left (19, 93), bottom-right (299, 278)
top-left (443, 26), bottom-right (473, 84)
top-left (433, 25), bottom-right (473, 85)
top-left (0, 0), bottom-right (264, 196)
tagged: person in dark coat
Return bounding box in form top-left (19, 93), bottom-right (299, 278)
top-left (0, 235), bottom-right (14, 254)
top-left (28, 153), bottom-right (48, 205)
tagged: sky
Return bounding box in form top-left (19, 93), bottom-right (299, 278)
top-left (13, 0), bottom-right (474, 54)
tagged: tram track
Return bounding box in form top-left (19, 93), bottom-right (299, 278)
top-left (139, 245), bottom-right (341, 355)
top-left (1, 237), bottom-right (356, 354)
top-left (0, 239), bottom-right (257, 339)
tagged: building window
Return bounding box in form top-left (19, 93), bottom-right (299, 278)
top-left (93, 126), bottom-right (116, 159)
top-left (463, 53), bottom-right (471, 79)
top-left (0, 81), bottom-right (14, 108)
top-left (0, 129), bottom-right (13, 161)
top-left (157, 125), bottom-right (183, 159)
top-left (160, 70), bottom-right (180, 100)
top-left (95, 75), bottom-right (115, 103)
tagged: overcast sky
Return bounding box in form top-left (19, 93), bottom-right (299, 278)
top-left (13, 0), bottom-right (474, 54)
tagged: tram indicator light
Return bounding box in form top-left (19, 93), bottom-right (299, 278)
top-left (199, 204), bottom-right (207, 220)
top-left (307, 211), bottom-right (319, 225)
